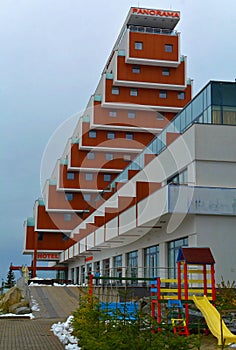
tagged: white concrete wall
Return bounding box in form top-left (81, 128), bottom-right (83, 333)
top-left (195, 160), bottom-right (236, 188)
top-left (195, 215), bottom-right (236, 284)
top-left (119, 206), bottom-right (136, 234)
top-left (106, 217), bottom-right (119, 240)
top-left (138, 187), bottom-right (168, 226)
top-left (87, 233), bottom-right (95, 250)
top-left (95, 227), bottom-right (105, 246)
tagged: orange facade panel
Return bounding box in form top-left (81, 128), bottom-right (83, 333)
top-left (36, 232), bottom-right (74, 251)
top-left (105, 79), bottom-right (191, 107)
top-left (25, 228), bottom-right (74, 251)
top-left (129, 32), bottom-right (179, 61)
top-left (93, 101), bottom-right (170, 129)
top-left (70, 144), bottom-right (136, 170)
top-left (48, 185), bottom-right (91, 210)
top-left (117, 56), bottom-right (185, 85)
top-left (36, 205), bottom-right (82, 231)
top-left (81, 121), bottom-right (154, 149)
top-left (25, 226), bottom-right (34, 251)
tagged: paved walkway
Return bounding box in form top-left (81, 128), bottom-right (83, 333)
top-left (0, 285), bottom-right (221, 349)
top-left (0, 285), bottom-right (82, 350)
top-left (0, 318), bottom-right (64, 350)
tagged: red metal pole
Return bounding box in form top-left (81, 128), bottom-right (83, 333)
top-left (211, 264), bottom-right (216, 301)
top-left (177, 261), bottom-right (181, 300)
top-left (32, 232), bottom-right (38, 278)
top-left (88, 274), bottom-right (94, 301)
top-left (203, 265), bottom-right (207, 296)
top-left (157, 277), bottom-right (161, 323)
top-left (184, 263), bottom-right (189, 326)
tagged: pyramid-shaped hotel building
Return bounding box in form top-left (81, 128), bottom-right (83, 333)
top-left (23, 7), bottom-right (236, 285)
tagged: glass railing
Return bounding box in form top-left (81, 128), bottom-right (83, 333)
top-left (128, 25), bottom-right (177, 36)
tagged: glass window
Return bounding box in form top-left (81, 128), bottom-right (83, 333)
top-left (127, 251), bottom-right (138, 285)
top-left (81, 265), bottom-right (85, 284)
top-left (167, 168), bottom-right (188, 185)
top-left (128, 111), bottom-right (136, 119)
top-left (212, 106), bottom-right (221, 124)
top-left (113, 255), bottom-right (122, 283)
top-left (89, 130), bottom-right (96, 138)
top-left (64, 213), bottom-right (72, 222)
top-left (124, 154), bottom-right (131, 161)
top-left (162, 68), bottom-right (170, 76)
top-left (38, 232), bottom-right (43, 241)
top-left (83, 193), bottom-right (91, 202)
top-left (178, 92), bottom-right (185, 100)
top-left (144, 245), bottom-right (159, 280)
top-left (156, 113), bottom-right (165, 120)
top-left (132, 65), bottom-right (140, 74)
top-left (130, 88), bottom-right (138, 97)
top-left (168, 237), bottom-right (188, 279)
top-left (104, 174), bottom-right (111, 182)
top-left (67, 172), bottom-right (75, 180)
top-left (65, 192), bottom-right (73, 201)
top-left (87, 152), bottom-right (95, 160)
top-left (223, 107), bottom-right (236, 125)
top-left (165, 44), bottom-right (173, 52)
top-left (106, 153), bottom-right (113, 161)
top-left (102, 258), bottom-right (110, 284)
top-left (85, 173), bottom-right (93, 181)
top-left (112, 86), bottom-right (119, 95)
top-left (126, 132), bottom-right (134, 140)
top-left (107, 132), bottom-right (115, 139)
top-left (62, 234), bottom-right (69, 241)
top-left (135, 41), bottom-right (143, 50)
top-left (109, 110), bottom-right (117, 117)
top-left (159, 90), bottom-right (167, 99)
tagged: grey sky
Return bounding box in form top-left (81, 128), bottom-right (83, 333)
top-left (0, 0), bottom-right (236, 281)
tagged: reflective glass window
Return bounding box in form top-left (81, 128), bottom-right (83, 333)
top-left (135, 41), bottom-right (143, 50)
top-left (67, 172), bottom-right (75, 180)
top-left (165, 44), bottom-right (173, 52)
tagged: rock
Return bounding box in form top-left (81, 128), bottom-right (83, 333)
top-left (14, 306), bottom-right (31, 315)
top-left (9, 300), bottom-right (30, 313)
top-left (0, 286), bottom-right (30, 314)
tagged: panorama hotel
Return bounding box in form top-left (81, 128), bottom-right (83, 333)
top-left (23, 7), bottom-right (236, 284)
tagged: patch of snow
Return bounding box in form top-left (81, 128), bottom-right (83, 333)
top-left (31, 296), bottom-right (40, 312)
top-left (51, 315), bottom-right (81, 350)
top-left (0, 313), bottom-right (35, 319)
top-left (29, 283), bottom-right (52, 286)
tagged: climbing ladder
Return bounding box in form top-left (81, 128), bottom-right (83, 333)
top-left (172, 318), bottom-right (189, 336)
top-left (168, 300), bottom-right (189, 336)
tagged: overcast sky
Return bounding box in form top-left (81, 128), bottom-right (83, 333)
top-left (0, 0), bottom-right (236, 281)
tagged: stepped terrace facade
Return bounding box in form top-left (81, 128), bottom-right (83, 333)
top-left (23, 7), bottom-right (193, 277)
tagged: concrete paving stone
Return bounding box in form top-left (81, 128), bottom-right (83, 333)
top-left (0, 319), bottom-right (64, 350)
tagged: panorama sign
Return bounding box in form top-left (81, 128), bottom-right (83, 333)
top-left (132, 8), bottom-right (180, 18)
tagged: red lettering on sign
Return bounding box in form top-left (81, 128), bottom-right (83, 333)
top-left (37, 253), bottom-right (59, 260)
top-left (132, 8), bottom-right (179, 19)
top-left (85, 256), bottom-right (93, 262)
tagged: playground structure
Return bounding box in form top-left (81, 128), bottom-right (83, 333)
top-left (151, 247), bottom-right (216, 328)
top-left (88, 247), bottom-right (236, 346)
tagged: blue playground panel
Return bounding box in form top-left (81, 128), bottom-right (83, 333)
top-left (99, 302), bottom-right (138, 320)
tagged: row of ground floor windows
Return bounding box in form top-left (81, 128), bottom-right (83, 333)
top-left (69, 237), bottom-right (188, 285)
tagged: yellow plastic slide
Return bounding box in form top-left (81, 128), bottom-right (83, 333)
top-left (193, 295), bottom-right (236, 346)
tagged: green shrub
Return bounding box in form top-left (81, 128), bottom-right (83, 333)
top-left (72, 294), bottom-right (200, 350)
top-left (216, 276), bottom-right (236, 310)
